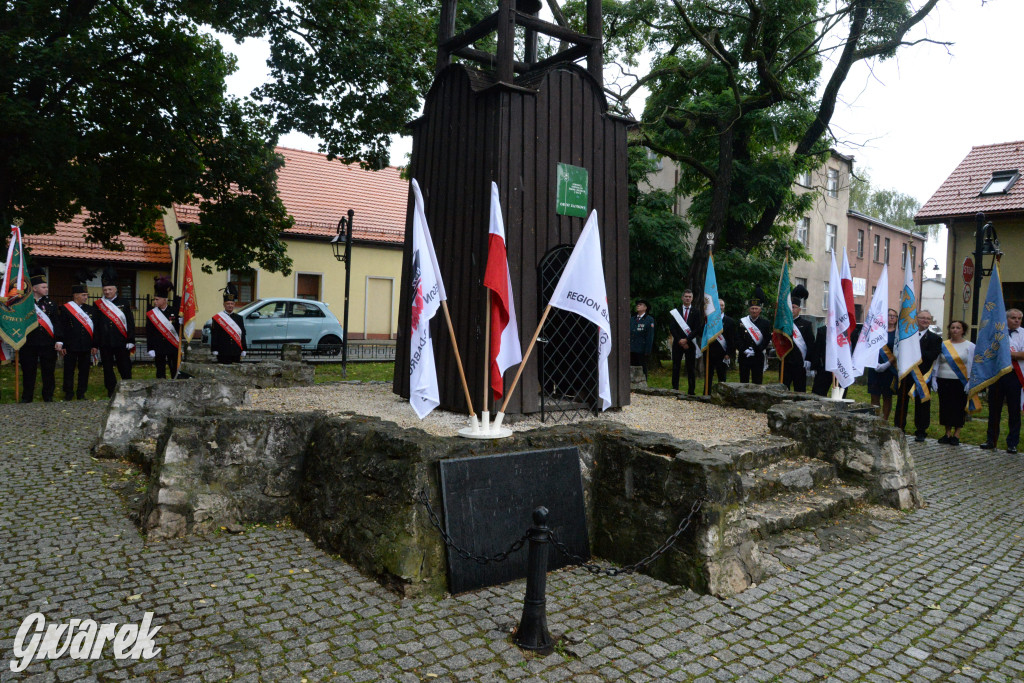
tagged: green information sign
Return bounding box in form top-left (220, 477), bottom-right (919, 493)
top-left (556, 163), bottom-right (588, 218)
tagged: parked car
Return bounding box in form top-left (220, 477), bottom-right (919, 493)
top-left (201, 298), bottom-right (344, 355)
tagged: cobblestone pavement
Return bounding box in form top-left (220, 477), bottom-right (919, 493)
top-left (1, 401), bottom-right (1022, 682)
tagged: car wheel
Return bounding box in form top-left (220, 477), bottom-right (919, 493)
top-left (317, 335), bottom-right (342, 356)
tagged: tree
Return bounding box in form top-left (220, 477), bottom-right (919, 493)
top-left (565, 0), bottom-right (945, 325)
top-left (1, 0), bottom-right (489, 272)
top-left (850, 168), bottom-right (937, 236)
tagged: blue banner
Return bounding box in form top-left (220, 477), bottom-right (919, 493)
top-left (968, 263), bottom-right (1012, 401)
top-left (701, 255), bottom-right (723, 352)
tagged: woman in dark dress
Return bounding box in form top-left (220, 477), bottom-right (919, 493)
top-left (866, 308), bottom-right (899, 420)
top-left (933, 320), bottom-right (975, 446)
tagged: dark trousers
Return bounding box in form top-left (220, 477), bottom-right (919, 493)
top-left (100, 346), bottom-right (133, 396)
top-left (739, 356), bottom-right (764, 385)
top-left (629, 352), bottom-right (648, 379)
top-left (154, 350), bottom-right (179, 379)
top-left (63, 351), bottom-right (92, 400)
top-left (672, 343), bottom-right (696, 393)
top-left (783, 363), bottom-right (807, 393)
top-left (20, 346), bottom-right (57, 402)
top-left (895, 376), bottom-right (931, 437)
top-left (986, 373), bottom-right (1022, 449)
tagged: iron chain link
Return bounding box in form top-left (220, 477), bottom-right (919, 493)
top-left (416, 490), bottom-right (530, 565)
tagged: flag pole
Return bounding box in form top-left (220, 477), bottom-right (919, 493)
top-left (14, 350), bottom-right (19, 402)
top-left (441, 300), bottom-right (475, 419)
top-left (498, 304), bottom-right (552, 415)
top-left (482, 290), bottom-right (491, 417)
top-left (704, 346), bottom-right (710, 396)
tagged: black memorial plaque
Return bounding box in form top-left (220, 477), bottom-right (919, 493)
top-left (439, 447), bottom-right (590, 594)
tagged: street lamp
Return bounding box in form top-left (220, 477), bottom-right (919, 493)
top-left (331, 209), bottom-right (355, 377)
top-left (921, 257), bottom-right (940, 274)
top-left (970, 212), bottom-right (1002, 343)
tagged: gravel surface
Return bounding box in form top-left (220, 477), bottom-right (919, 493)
top-left (242, 382), bottom-right (768, 445)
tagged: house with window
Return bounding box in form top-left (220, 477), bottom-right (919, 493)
top-left (846, 211), bottom-right (925, 323)
top-left (915, 140), bottom-right (1024, 331)
top-left (24, 147), bottom-right (407, 340)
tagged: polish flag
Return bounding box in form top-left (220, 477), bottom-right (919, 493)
top-left (483, 182), bottom-right (522, 401)
top-left (841, 250), bottom-right (856, 335)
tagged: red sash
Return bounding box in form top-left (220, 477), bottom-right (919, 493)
top-left (35, 304), bottom-right (54, 337)
top-left (64, 301), bottom-right (94, 338)
top-left (96, 298), bottom-right (128, 339)
top-left (147, 308), bottom-right (179, 348)
top-left (213, 312), bottom-right (244, 350)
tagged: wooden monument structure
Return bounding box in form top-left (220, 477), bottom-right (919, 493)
top-left (393, 0), bottom-right (631, 416)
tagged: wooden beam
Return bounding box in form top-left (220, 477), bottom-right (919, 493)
top-left (513, 12), bottom-right (599, 47)
top-left (452, 46), bottom-right (531, 74)
top-left (436, 0), bottom-right (458, 74)
top-left (440, 11), bottom-right (499, 54)
top-left (525, 42), bottom-right (590, 74)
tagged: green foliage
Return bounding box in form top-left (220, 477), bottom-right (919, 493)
top-left (850, 168), bottom-right (936, 236)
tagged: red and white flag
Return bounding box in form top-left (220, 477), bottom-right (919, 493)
top-left (408, 179), bottom-right (446, 419)
top-left (483, 182), bottom-right (522, 401)
top-left (181, 247), bottom-right (198, 341)
top-left (548, 210), bottom-right (612, 411)
top-left (826, 252), bottom-right (855, 389)
top-left (841, 250), bottom-right (856, 333)
top-left (2, 225), bottom-right (26, 296)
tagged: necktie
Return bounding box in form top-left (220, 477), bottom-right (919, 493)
top-left (684, 307), bottom-right (689, 322)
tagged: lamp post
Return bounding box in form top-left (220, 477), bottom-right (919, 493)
top-left (970, 212), bottom-right (1002, 343)
top-left (331, 209), bottom-right (355, 377)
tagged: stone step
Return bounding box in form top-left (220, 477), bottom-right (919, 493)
top-left (742, 484), bottom-right (868, 541)
top-left (740, 458), bottom-right (837, 502)
top-left (717, 436), bottom-right (802, 472)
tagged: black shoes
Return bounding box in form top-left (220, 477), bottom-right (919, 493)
top-left (979, 443), bottom-right (996, 450)
top-left (950, 437), bottom-right (960, 446)
top-left (915, 436), bottom-right (926, 442)
top-left (938, 435), bottom-right (950, 444)
top-left (1009, 447), bottom-right (1019, 454)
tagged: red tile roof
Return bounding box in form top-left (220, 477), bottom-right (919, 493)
top-left (23, 213), bottom-right (172, 264)
top-left (916, 141), bottom-right (1024, 222)
top-left (173, 146), bottom-right (407, 245)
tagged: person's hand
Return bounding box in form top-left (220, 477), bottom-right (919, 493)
top-left (241, 351), bottom-right (246, 357)
top-left (877, 361), bottom-right (890, 372)
top-left (148, 350), bottom-right (156, 358)
top-left (744, 348), bottom-right (755, 358)
top-left (681, 339), bottom-right (689, 349)
top-left (804, 361), bottom-right (812, 372)
top-left (127, 343), bottom-right (135, 351)
top-left (723, 358), bottom-right (731, 368)
top-left (212, 351), bottom-right (218, 356)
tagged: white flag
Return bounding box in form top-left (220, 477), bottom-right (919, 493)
top-left (548, 210), bottom-right (612, 411)
top-left (408, 179), bottom-right (446, 419)
top-left (825, 252), bottom-right (855, 389)
top-left (851, 265), bottom-right (889, 377)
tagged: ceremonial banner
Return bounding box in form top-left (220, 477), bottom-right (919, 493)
top-left (841, 251), bottom-right (857, 334)
top-left (895, 261), bottom-right (926, 399)
top-left (3, 225), bottom-right (27, 295)
top-left (825, 252), bottom-right (855, 389)
top-left (483, 182), bottom-right (522, 401)
top-left (771, 257), bottom-right (794, 359)
top-left (181, 247), bottom-right (198, 341)
top-left (967, 263), bottom-right (1011, 408)
top-left (408, 179), bottom-right (446, 419)
top-left (549, 210), bottom-right (612, 411)
top-left (700, 255), bottom-right (723, 352)
top-left (852, 266), bottom-right (889, 377)
top-left (0, 226), bottom-right (38, 350)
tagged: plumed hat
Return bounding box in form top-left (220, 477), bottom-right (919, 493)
top-left (791, 283), bottom-right (809, 307)
top-left (101, 265), bottom-right (118, 287)
top-left (747, 285), bottom-right (768, 307)
top-left (222, 281), bottom-right (238, 302)
top-left (30, 266), bottom-right (47, 287)
top-left (71, 267), bottom-right (93, 295)
top-left (154, 276), bottom-right (173, 298)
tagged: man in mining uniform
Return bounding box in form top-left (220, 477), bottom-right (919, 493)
top-left (19, 268), bottom-right (59, 402)
top-left (736, 286), bottom-right (771, 384)
top-left (94, 266), bottom-right (135, 397)
top-left (56, 277), bottom-right (98, 401)
top-left (782, 284), bottom-right (816, 393)
top-left (210, 283), bottom-right (247, 364)
top-left (146, 277), bottom-right (180, 379)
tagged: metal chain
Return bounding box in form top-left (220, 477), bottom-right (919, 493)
top-left (548, 497), bottom-right (704, 577)
top-left (416, 490), bottom-right (531, 565)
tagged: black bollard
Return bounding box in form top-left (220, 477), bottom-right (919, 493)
top-left (514, 506), bottom-right (554, 654)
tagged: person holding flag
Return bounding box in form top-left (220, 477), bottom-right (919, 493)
top-left (146, 277), bottom-right (180, 379)
top-left (825, 252), bottom-right (855, 393)
top-left (1, 226), bottom-right (40, 399)
top-left (736, 286), bottom-right (771, 384)
top-left (700, 254), bottom-right (724, 394)
top-left (930, 320), bottom-right (975, 446)
top-left (19, 268), bottom-right (59, 402)
top-left (778, 284), bottom-right (815, 393)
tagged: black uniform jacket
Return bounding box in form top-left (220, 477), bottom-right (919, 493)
top-left (210, 312), bottom-right (247, 357)
top-left (735, 315), bottom-right (771, 358)
top-left (55, 302), bottom-right (97, 353)
top-left (146, 305), bottom-right (180, 356)
top-left (25, 296), bottom-right (59, 348)
top-left (783, 316), bottom-right (817, 368)
top-left (94, 296), bottom-right (135, 348)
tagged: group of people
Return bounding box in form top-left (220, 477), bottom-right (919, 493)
top-left (8, 269), bottom-right (249, 403)
top-left (630, 289), bottom-right (1024, 454)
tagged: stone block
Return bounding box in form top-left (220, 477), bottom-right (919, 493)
top-left (178, 358), bottom-right (314, 388)
top-left (711, 382), bottom-right (827, 413)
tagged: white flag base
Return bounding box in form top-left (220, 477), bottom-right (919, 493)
top-left (458, 410), bottom-right (513, 439)
top-left (828, 385), bottom-right (854, 402)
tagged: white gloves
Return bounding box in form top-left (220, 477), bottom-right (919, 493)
top-left (723, 358), bottom-right (731, 368)
top-left (55, 342), bottom-right (64, 349)
top-left (804, 361), bottom-right (812, 372)
top-left (241, 351), bottom-right (246, 357)
top-left (212, 351), bottom-right (218, 356)
top-left (148, 350), bottom-right (156, 358)
top-left (877, 361), bottom-right (891, 372)
top-left (744, 348), bottom-right (755, 358)
top-left (127, 343), bottom-right (135, 350)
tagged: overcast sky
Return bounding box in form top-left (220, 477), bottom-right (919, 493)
top-left (219, 0), bottom-right (1022, 276)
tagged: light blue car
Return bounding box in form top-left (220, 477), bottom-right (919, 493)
top-left (202, 298), bottom-right (344, 355)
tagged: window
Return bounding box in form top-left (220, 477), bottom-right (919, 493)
top-left (289, 302), bottom-right (325, 318)
top-left (796, 217), bottom-right (809, 245)
top-left (857, 230), bottom-right (864, 258)
top-left (646, 148), bottom-right (664, 171)
top-left (873, 235), bottom-right (880, 261)
top-left (980, 169), bottom-right (1019, 195)
top-left (871, 286), bottom-right (877, 297)
top-left (822, 281), bottom-right (829, 311)
top-left (901, 243), bottom-right (908, 270)
top-left (910, 245), bottom-right (917, 271)
top-left (228, 269), bottom-right (256, 305)
top-left (251, 301), bottom-right (286, 319)
top-left (798, 170), bottom-right (812, 187)
top-left (883, 238), bottom-right (890, 264)
top-left (296, 273), bottom-right (321, 301)
top-left (827, 168), bottom-right (839, 198)
top-left (826, 223), bottom-right (837, 252)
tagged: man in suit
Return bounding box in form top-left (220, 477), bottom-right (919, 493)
top-left (782, 284), bottom-right (816, 393)
top-left (736, 287), bottom-right (771, 384)
top-left (980, 308), bottom-right (1024, 454)
top-left (146, 277), bottom-right (180, 379)
top-left (707, 298), bottom-right (735, 390)
top-left (211, 283), bottom-right (247, 364)
top-left (668, 290), bottom-right (701, 394)
top-left (94, 266), bottom-right (135, 397)
top-left (55, 280), bottom-right (97, 400)
top-left (19, 268), bottom-right (59, 402)
top-left (894, 309), bottom-right (942, 441)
